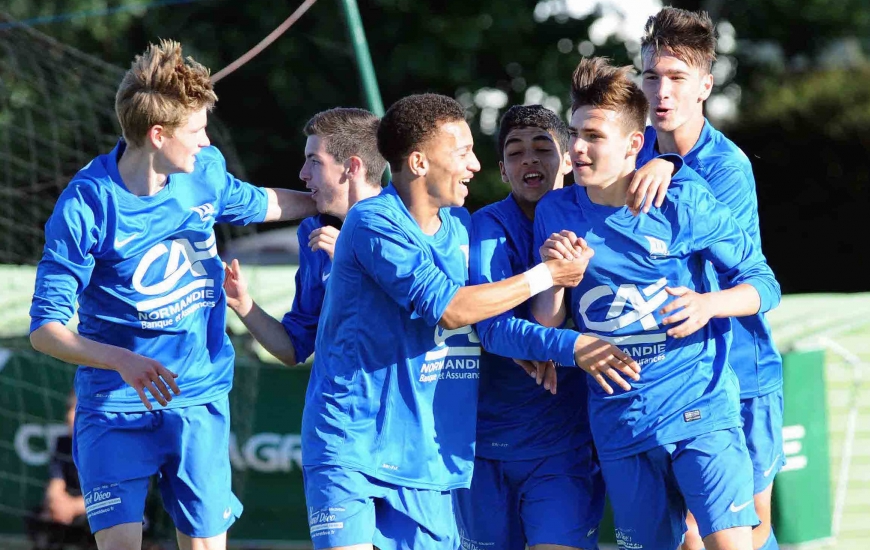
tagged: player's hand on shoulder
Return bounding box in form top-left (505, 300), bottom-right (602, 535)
top-left (573, 334), bottom-right (640, 395)
top-left (112, 349), bottom-right (180, 410)
top-left (627, 157), bottom-right (674, 215)
top-left (223, 259), bottom-right (253, 316)
top-left (309, 225), bottom-right (340, 261)
top-left (540, 231), bottom-right (594, 288)
top-left (513, 358), bottom-right (557, 395)
top-left (660, 286), bottom-right (714, 338)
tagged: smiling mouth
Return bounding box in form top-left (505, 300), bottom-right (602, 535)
top-left (574, 161), bottom-right (592, 169)
top-left (522, 171), bottom-right (544, 185)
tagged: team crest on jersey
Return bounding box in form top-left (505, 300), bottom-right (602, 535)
top-left (644, 236), bottom-right (669, 257)
top-left (190, 203), bottom-right (215, 222)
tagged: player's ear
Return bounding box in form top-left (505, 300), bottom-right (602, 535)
top-left (699, 71), bottom-right (714, 102)
top-left (499, 161), bottom-right (509, 183)
top-left (408, 151), bottom-right (428, 177)
top-left (560, 151), bottom-right (572, 176)
top-left (627, 130), bottom-right (644, 157)
top-left (345, 156), bottom-right (363, 183)
top-left (147, 125), bottom-right (166, 150)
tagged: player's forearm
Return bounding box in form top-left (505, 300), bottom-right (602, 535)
top-left (531, 287), bottom-right (567, 328)
top-left (708, 283), bottom-right (763, 318)
top-left (439, 273), bottom-right (537, 330)
top-left (30, 322), bottom-right (128, 371)
top-left (232, 300), bottom-right (298, 366)
top-left (479, 316), bottom-right (577, 367)
top-left (263, 188), bottom-right (318, 222)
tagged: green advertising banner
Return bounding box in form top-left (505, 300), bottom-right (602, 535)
top-left (0, 341), bottom-right (313, 547)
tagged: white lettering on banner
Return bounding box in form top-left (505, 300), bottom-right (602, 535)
top-left (781, 424), bottom-right (808, 473)
top-left (13, 423), bottom-right (69, 466)
top-left (229, 432), bottom-right (302, 473)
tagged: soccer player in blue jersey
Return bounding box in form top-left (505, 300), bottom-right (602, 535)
top-left (28, 40), bottom-right (318, 550)
top-left (533, 57), bottom-right (781, 550)
top-left (223, 107), bottom-right (385, 365)
top-left (454, 104), bottom-right (648, 550)
top-left (638, 9), bottom-right (785, 550)
top-left (301, 93), bottom-right (591, 550)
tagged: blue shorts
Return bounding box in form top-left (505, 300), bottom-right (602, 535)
top-left (303, 464), bottom-right (458, 550)
top-left (73, 397), bottom-right (242, 537)
top-left (453, 445), bottom-right (604, 550)
top-left (741, 389), bottom-right (785, 494)
top-left (601, 428), bottom-right (759, 550)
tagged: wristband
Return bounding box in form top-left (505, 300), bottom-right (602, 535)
top-left (524, 263), bottom-right (554, 297)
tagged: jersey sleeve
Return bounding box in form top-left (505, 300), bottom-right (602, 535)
top-left (350, 211), bottom-right (460, 327)
top-left (690, 187), bottom-right (781, 313)
top-left (471, 213), bottom-right (576, 366)
top-left (280, 221), bottom-right (325, 362)
top-left (705, 162), bottom-right (761, 248)
top-left (206, 147), bottom-right (268, 226)
top-left (29, 183), bottom-right (102, 333)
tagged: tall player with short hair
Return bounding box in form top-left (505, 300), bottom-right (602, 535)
top-left (223, 107), bottom-right (386, 365)
top-left (301, 93), bottom-right (590, 550)
top-left (29, 40), bottom-right (317, 550)
top-left (638, 9), bottom-right (785, 550)
top-left (533, 57), bottom-right (781, 550)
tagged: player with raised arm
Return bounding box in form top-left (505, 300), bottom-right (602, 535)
top-left (638, 9), bottom-right (785, 550)
top-left (532, 57), bottom-right (781, 550)
top-left (28, 40), bottom-right (317, 550)
top-left (301, 93), bottom-right (590, 550)
top-left (223, 107), bottom-right (385, 365)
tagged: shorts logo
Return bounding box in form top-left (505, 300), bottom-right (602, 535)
top-left (729, 499), bottom-right (753, 513)
top-left (84, 485), bottom-right (122, 518)
top-left (223, 507), bottom-right (232, 520)
top-left (644, 236), bottom-right (669, 257)
top-left (308, 507), bottom-right (344, 538)
top-left (683, 409), bottom-right (702, 422)
top-left (586, 527), bottom-right (597, 538)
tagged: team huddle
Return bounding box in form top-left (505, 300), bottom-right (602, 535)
top-left (28, 7), bottom-right (784, 550)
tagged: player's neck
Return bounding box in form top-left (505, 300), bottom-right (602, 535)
top-left (586, 168), bottom-right (634, 207)
top-left (655, 114), bottom-right (705, 156)
top-left (342, 179), bottom-right (381, 221)
top-left (393, 177), bottom-right (442, 235)
top-left (117, 147), bottom-right (169, 197)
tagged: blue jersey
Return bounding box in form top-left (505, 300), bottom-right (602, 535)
top-left (281, 215), bottom-right (335, 363)
top-left (30, 141), bottom-right (267, 412)
top-left (639, 123), bottom-right (782, 398)
top-left (302, 185), bottom-right (480, 491)
top-left (470, 195), bottom-right (591, 461)
top-left (534, 166), bottom-right (780, 460)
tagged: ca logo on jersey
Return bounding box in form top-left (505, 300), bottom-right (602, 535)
top-left (419, 325), bottom-right (481, 383)
top-left (578, 278), bottom-right (669, 346)
top-left (190, 203), bottom-right (215, 222)
top-left (132, 233), bottom-right (219, 328)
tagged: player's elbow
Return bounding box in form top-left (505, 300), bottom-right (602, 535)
top-left (29, 324), bottom-right (53, 354)
top-left (438, 307), bottom-right (469, 330)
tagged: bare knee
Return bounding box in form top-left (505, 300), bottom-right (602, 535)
top-left (176, 529), bottom-right (227, 550)
top-left (681, 511), bottom-right (704, 550)
top-left (751, 485), bottom-right (774, 549)
top-left (95, 522), bottom-right (143, 550)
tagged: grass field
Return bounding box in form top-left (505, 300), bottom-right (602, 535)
top-left (2, 266), bottom-right (869, 548)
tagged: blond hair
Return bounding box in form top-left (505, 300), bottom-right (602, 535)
top-left (570, 57), bottom-right (648, 134)
top-left (115, 39), bottom-right (217, 147)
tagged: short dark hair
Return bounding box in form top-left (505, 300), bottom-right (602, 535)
top-left (303, 107), bottom-right (386, 186)
top-left (641, 7), bottom-right (717, 73)
top-left (570, 57), bottom-right (648, 134)
top-left (377, 93), bottom-right (467, 171)
top-left (497, 105), bottom-right (568, 159)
